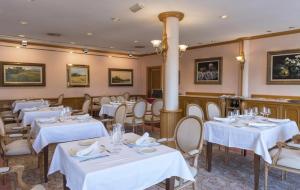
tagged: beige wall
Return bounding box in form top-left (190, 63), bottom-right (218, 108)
top-left (0, 42), bottom-right (143, 99)
top-left (249, 33), bottom-right (300, 96)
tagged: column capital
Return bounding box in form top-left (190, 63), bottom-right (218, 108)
top-left (158, 11), bottom-right (184, 22)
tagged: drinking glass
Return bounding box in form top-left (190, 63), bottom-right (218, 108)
top-left (243, 109), bottom-right (249, 116)
top-left (234, 110), bottom-right (240, 117)
top-left (228, 111), bottom-right (234, 118)
top-left (266, 108), bottom-right (271, 118)
top-left (253, 107), bottom-right (258, 116)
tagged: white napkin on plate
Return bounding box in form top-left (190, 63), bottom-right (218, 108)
top-left (76, 141), bottom-right (99, 157)
top-left (248, 122), bottom-right (276, 127)
top-left (267, 118), bottom-right (290, 123)
top-left (136, 132), bottom-right (150, 145)
top-left (214, 117), bottom-right (235, 123)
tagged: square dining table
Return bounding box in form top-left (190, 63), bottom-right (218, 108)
top-left (204, 116), bottom-right (299, 190)
top-left (48, 133), bottom-right (194, 190)
top-left (31, 116), bottom-right (108, 182)
top-left (99, 101), bottom-right (135, 117)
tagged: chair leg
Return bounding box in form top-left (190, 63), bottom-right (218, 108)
top-left (281, 171), bottom-right (287, 180)
top-left (224, 147), bottom-right (229, 164)
top-left (264, 165), bottom-right (269, 190)
top-left (192, 182), bottom-right (196, 190)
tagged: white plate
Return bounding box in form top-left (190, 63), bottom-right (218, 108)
top-left (137, 147), bottom-right (157, 154)
top-left (78, 140), bottom-right (96, 146)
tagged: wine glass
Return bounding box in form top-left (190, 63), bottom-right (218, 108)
top-left (266, 108), bottom-right (271, 118)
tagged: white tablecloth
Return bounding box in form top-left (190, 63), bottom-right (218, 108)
top-left (99, 103), bottom-right (134, 117)
top-left (49, 133), bottom-right (194, 190)
top-left (19, 107), bottom-right (62, 126)
top-left (12, 100), bottom-right (49, 113)
top-left (31, 118), bottom-right (108, 153)
top-left (204, 116), bottom-right (299, 164)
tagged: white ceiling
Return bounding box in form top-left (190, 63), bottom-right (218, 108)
top-left (0, 0), bottom-right (300, 54)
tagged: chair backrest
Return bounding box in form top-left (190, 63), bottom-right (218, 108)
top-left (100, 96), bottom-right (111, 105)
top-left (84, 93), bottom-right (91, 101)
top-left (93, 97), bottom-right (100, 104)
top-left (186, 104), bottom-right (205, 121)
top-left (151, 99), bottom-right (163, 116)
top-left (133, 100), bottom-right (147, 119)
top-left (0, 118), bottom-right (5, 137)
top-left (175, 116), bottom-right (204, 154)
top-left (82, 99), bottom-right (91, 114)
top-left (122, 92), bottom-right (130, 100)
top-left (110, 96), bottom-right (117, 101)
top-left (117, 96), bottom-right (125, 102)
top-left (57, 94), bottom-right (64, 105)
top-left (206, 102), bottom-right (221, 120)
top-left (114, 104), bottom-right (127, 125)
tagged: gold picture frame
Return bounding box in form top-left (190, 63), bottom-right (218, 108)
top-left (67, 64), bottom-right (90, 87)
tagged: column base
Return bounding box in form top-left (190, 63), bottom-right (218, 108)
top-left (160, 109), bottom-right (182, 147)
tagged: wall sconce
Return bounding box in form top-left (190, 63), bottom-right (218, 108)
top-left (83, 48), bottom-right (89, 54)
top-left (179, 44), bottom-right (188, 57)
top-left (236, 54), bottom-right (245, 63)
top-left (151, 39), bottom-right (188, 57)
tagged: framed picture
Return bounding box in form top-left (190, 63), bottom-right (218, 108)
top-left (0, 62), bottom-right (45, 86)
top-left (267, 49), bottom-right (300, 84)
top-left (67, 64), bottom-right (90, 87)
top-left (109, 68), bottom-right (133, 86)
top-left (194, 57), bottom-right (222, 84)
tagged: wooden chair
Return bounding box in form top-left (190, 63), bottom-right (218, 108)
top-left (125, 100), bottom-right (147, 133)
top-left (101, 104), bottom-right (127, 130)
top-left (117, 96), bottom-right (126, 102)
top-left (122, 92), bottom-right (130, 101)
top-left (186, 104), bottom-right (205, 121)
top-left (206, 102), bottom-right (221, 121)
top-left (265, 141), bottom-right (300, 190)
top-left (50, 94), bottom-right (64, 107)
top-left (72, 99), bottom-right (91, 115)
top-left (144, 99), bottom-right (163, 133)
top-left (160, 116), bottom-right (204, 190)
top-left (0, 165), bottom-right (45, 190)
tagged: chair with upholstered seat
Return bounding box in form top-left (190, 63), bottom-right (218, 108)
top-left (0, 165), bottom-right (45, 190)
top-left (144, 99), bottom-right (163, 133)
top-left (110, 96), bottom-right (117, 102)
top-left (206, 102), bottom-right (221, 120)
top-left (125, 100), bottom-right (147, 133)
top-left (117, 96), bottom-right (126, 102)
top-left (72, 99), bottom-right (91, 115)
top-left (265, 141), bottom-right (300, 190)
top-left (91, 97), bottom-right (101, 116)
top-left (50, 94), bottom-right (64, 107)
top-left (186, 104), bottom-right (205, 121)
top-left (122, 92), bottom-right (130, 101)
top-left (0, 118), bottom-right (34, 166)
top-left (160, 116), bottom-right (204, 190)
top-left (101, 104), bottom-right (127, 129)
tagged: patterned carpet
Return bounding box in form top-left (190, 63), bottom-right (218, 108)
top-left (1, 145), bottom-right (300, 190)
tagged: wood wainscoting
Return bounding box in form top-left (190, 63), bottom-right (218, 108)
top-left (185, 92), bottom-right (235, 97)
top-left (251, 94), bottom-right (300, 100)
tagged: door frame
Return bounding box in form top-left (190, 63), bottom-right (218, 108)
top-left (146, 66), bottom-right (162, 98)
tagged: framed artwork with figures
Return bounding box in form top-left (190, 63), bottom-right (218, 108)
top-left (194, 57), bottom-right (222, 84)
top-left (267, 49), bottom-right (300, 84)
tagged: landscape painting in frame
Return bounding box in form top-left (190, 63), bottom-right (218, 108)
top-left (109, 68), bottom-right (133, 86)
top-left (67, 64), bottom-right (89, 87)
top-left (267, 49), bottom-right (300, 84)
top-left (194, 57), bottom-right (222, 84)
top-left (0, 62), bottom-right (45, 86)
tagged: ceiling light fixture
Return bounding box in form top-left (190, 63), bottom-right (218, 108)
top-left (289, 26), bottom-right (295, 29)
top-left (16, 46), bottom-right (20, 49)
top-left (266, 30), bottom-right (272, 33)
top-left (18, 34), bottom-right (25, 38)
top-left (109, 46), bottom-right (115, 49)
top-left (111, 17), bottom-right (121, 22)
top-left (20, 21), bottom-right (28, 25)
top-left (21, 40), bottom-right (27, 47)
top-left (70, 42), bottom-right (75, 44)
top-left (70, 51), bottom-right (73, 54)
top-left (83, 48), bottom-right (89, 54)
top-left (86, 32), bottom-right (93, 36)
top-left (129, 3), bottom-right (144, 13)
top-left (220, 15), bottom-right (228, 19)
top-left (151, 39), bottom-right (188, 56)
top-left (128, 52), bottom-right (133, 57)
top-left (134, 40), bottom-right (139, 43)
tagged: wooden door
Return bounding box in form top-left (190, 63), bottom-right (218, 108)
top-left (147, 66), bottom-right (162, 97)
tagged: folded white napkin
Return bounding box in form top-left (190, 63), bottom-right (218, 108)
top-left (135, 132), bottom-right (150, 145)
top-left (76, 141), bottom-right (99, 157)
top-left (23, 107), bottom-right (38, 112)
top-left (37, 117), bottom-right (57, 123)
top-left (267, 118), bottom-right (290, 123)
top-left (214, 117), bottom-right (235, 123)
top-left (75, 114), bottom-right (91, 120)
top-left (248, 122), bottom-right (276, 127)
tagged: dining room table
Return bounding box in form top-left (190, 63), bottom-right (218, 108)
top-left (48, 133), bottom-right (194, 190)
top-left (12, 99), bottom-right (49, 113)
top-left (99, 101), bottom-right (136, 117)
top-left (30, 115), bottom-right (108, 182)
top-left (19, 106), bottom-right (63, 127)
top-left (204, 115), bottom-right (299, 190)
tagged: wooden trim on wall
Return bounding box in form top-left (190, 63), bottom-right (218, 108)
top-left (185, 92), bottom-right (235, 97)
top-left (251, 94), bottom-right (300, 100)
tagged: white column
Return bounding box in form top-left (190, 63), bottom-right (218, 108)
top-left (164, 17), bottom-right (179, 111)
top-left (242, 40), bottom-right (250, 97)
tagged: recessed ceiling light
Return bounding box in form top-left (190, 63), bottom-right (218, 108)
top-left (108, 55), bottom-right (113, 58)
top-left (129, 3), bottom-right (144, 13)
top-left (109, 46), bottom-right (115, 49)
top-left (134, 40), bottom-right (139, 43)
top-left (70, 51), bottom-right (73, 54)
top-left (70, 42), bottom-right (76, 44)
top-left (86, 32), bottom-right (93, 36)
top-left (266, 30), bottom-right (272, 33)
top-left (18, 34), bottom-right (25, 38)
top-left (111, 17), bottom-right (121, 22)
top-left (20, 21), bottom-right (28, 25)
top-left (21, 40), bottom-right (27, 47)
top-left (289, 26), bottom-right (295, 29)
top-left (220, 15), bottom-right (228, 19)
top-left (197, 42), bottom-right (203, 45)
top-left (16, 46), bottom-right (20, 49)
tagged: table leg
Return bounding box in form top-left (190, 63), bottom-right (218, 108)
top-left (206, 142), bottom-right (213, 172)
top-left (166, 177), bottom-right (175, 190)
top-left (254, 153), bottom-right (261, 190)
top-left (63, 175), bottom-right (70, 190)
top-left (43, 145), bottom-right (49, 183)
